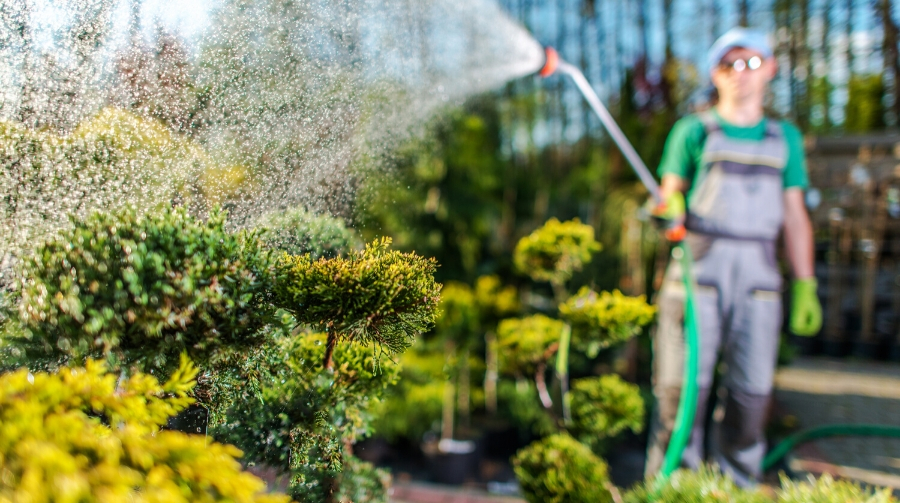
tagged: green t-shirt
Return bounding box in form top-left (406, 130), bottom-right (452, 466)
top-left (657, 108), bottom-right (808, 199)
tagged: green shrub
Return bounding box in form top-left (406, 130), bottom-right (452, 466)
top-left (496, 314), bottom-right (565, 376)
top-left (560, 287), bottom-right (656, 355)
top-left (513, 218), bottom-right (601, 286)
top-left (512, 433), bottom-right (613, 503)
top-left (569, 375), bottom-right (644, 454)
top-left (0, 356), bottom-right (291, 503)
top-left (274, 237), bottom-right (440, 369)
top-left (625, 466), bottom-right (771, 503)
top-left (778, 474), bottom-right (897, 503)
top-left (255, 207), bottom-right (360, 259)
top-left (212, 332), bottom-right (399, 503)
top-left (12, 205), bottom-right (275, 374)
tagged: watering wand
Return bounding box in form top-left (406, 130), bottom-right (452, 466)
top-left (538, 46), bottom-right (700, 484)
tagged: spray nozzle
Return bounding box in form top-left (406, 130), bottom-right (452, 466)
top-left (539, 47), bottom-right (559, 77)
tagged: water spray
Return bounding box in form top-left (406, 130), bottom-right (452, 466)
top-left (538, 46), bottom-right (699, 485)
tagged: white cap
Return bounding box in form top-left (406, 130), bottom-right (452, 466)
top-left (708, 27), bottom-right (773, 70)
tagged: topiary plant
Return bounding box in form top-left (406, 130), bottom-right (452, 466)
top-left (502, 218), bottom-right (654, 502)
top-left (568, 375), bottom-right (644, 455)
top-left (497, 314), bottom-right (565, 410)
top-left (512, 433), bottom-right (613, 503)
top-left (0, 356), bottom-right (291, 503)
top-left (254, 207), bottom-right (360, 259)
top-left (560, 287), bottom-right (657, 356)
top-left (273, 237), bottom-right (440, 369)
top-left (212, 331), bottom-right (400, 503)
top-left (11, 205), bottom-right (276, 376)
top-left (513, 218), bottom-right (601, 299)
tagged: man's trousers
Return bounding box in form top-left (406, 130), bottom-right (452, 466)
top-left (644, 235), bottom-right (782, 487)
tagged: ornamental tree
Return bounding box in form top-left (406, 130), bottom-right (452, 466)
top-left (503, 218), bottom-right (655, 502)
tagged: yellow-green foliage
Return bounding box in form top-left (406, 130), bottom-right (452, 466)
top-left (512, 433), bottom-right (612, 503)
top-left (496, 314), bottom-right (565, 375)
top-left (844, 74), bottom-right (885, 133)
top-left (560, 287), bottom-right (656, 354)
top-left (0, 357), bottom-right (290, 503)
top-left (371, 348), bottom-right (445, 442)
top-left (625, 466), bottom-right (770, 503)
top-left (436, 282), bottom-right (478, 342)
top-left (627, 469), bottom-right (898, 503)
top-left (569, 375), bottom-right (644, 454)
top-left (0, 108), bottom-right (210, 253)
top-left (274, 238), bottom-right (441, 362)
top-left (778, 474), bottom-right (897, 503)
top-left (474, 275), bottom-right (519, 320)
top-left (513, 218), bottom-right (601, 285)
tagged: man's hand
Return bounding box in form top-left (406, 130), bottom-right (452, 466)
top-left (648, 191), bottom-right (686, 242)
top-left (790, 277), bottom-right (822, 336)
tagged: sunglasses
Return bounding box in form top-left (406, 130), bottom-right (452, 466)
top-left (717, 56), bottom-right (763, 72)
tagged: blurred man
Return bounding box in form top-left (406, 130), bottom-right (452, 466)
top-left (644, 27), bottom-right (822, 486)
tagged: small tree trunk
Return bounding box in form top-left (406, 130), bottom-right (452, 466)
top-left (535, 361), bottom-right (553, 409)
top-left (457, 350), bottom-right (470, 431)
top-left (323, 332), bottom-right (337, 369)
top-left (484, 331), bottom-right (498, 415)
top-left (441, 341), bottom-right (456, 441)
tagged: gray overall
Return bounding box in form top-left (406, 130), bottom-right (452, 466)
top-left (645, 113), bottom-right (787, 486)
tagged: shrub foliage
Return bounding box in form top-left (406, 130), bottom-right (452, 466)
top-left (569, 375), bottom-right (644, 454)
top-left (13, 206), bottom-right (275, 374)
top-left (254, 208), bottom-right (360, 259)
top-left (0, 356), bottom-right (290, 503)
top-left (513, 218), bottom-right (601, 286)
top-left (213, 332), bottom-right (399, 503)
top-left (512, 433), bottom-right (613, 503)
top-left (274, 237), bottom-right (440, 368)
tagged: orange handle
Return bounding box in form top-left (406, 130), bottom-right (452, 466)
top-left (665, 224), bottom-right (686, 243)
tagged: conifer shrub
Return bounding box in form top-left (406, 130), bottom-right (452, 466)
top-left (0, 357), bottom-right (291, 503)
top-left (513, 218), bottom-right (601, 285)
top-left (569, 375), bottom-right (644, 454)
top-left (254, 208), bottom-right (360, 259)
top-left (560, 287), bottom-right (657, 355)
top-left (273, 237), bottom-right (441, 369)
top-left (512, 433), bottom-right (613, 503)
top-left (212, 332), bottom-right (399, 503)
top-left (12, 205), bottom-right (276, 374)
top-left (496, 314), bottom-right (565, 377)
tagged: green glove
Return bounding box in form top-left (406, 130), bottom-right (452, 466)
top-left (790, 278), bottom-right (822, 336)
top-left (647, 192), bottom-right (686, 241)
top-left (648, 192), bottom-right (685, 223)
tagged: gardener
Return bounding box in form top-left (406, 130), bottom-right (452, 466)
top-left (644, 27), bottom-right (822, 486)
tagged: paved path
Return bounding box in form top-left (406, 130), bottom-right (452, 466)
top-left (773, 357), bottom-right (900, 489)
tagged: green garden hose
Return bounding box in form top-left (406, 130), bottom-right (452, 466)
top-left (762, 423), bottom-right (900, 472)
top-left (659, 241), bottom-right (701, 481)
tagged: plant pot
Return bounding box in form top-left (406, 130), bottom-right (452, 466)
top-left (425, 438), bottom-right (479, 485)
